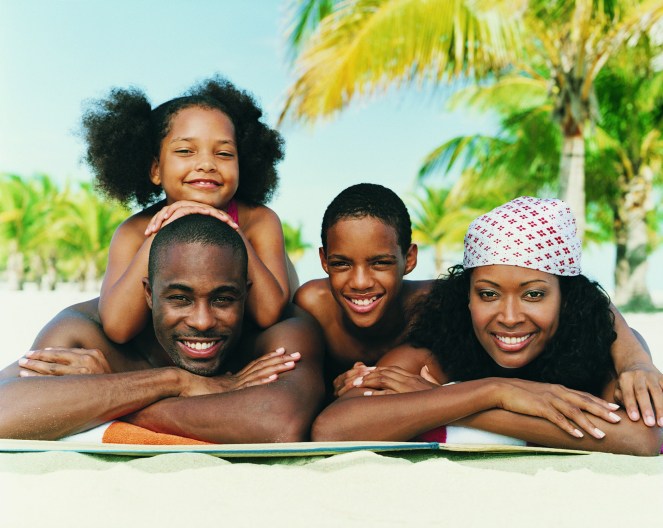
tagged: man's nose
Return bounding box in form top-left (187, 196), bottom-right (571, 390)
top-left (187, 302), bottom-right (216, 331)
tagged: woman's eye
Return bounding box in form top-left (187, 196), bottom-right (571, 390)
top-left (478, 290), bottom-right (498, 300)
top-left (525, 290), bottom-right (545, 300)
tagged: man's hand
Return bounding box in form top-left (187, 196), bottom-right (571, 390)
top-left (18, 347), bottom-right (112, 377)
top-left (179, 347), bottom-right (301, 397)
top-left (614, 363), bottom-right (663, 427)
top-left (333, 362), bottom-right (376, 397)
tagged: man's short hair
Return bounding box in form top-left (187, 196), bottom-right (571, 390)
top-left (321, 183), bottom-right (412, 254)
top-left (148, 214), bottom-right (248, 284)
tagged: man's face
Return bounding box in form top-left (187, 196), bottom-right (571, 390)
top-left (144, 242), bottom-right (247, 376)
top-left (320, 216), bottom-right (417, 329)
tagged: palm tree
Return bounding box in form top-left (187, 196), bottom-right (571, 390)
top-left (281, 0), bottom-right (663, 238)
top-left (282, 221), bottom-right (312, 265)
top-left (56, 183), bottom-right (129, 291)
top-left (0, 174), bottom-right (63, 289)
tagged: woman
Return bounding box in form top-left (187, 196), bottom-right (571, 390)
top-left (312, 197), bottom-right (663, 455)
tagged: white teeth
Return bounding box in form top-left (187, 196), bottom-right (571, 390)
top-left (495, 335), bottom-right (530, 345)
top-left (183, 341), bottom-right (216, 350)
top-left (350, 296), bottom-right (378, 306)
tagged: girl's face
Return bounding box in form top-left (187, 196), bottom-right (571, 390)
top-left (150, 106), bottom-right (239, 209)
top-left (468, 265), bottom-right (561, 369)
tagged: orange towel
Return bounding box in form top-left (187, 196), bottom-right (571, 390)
top-left (102, 422), bottom-right (211, 445)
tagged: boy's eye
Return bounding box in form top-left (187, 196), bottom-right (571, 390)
top-left (373, 260), bottom-right (394, 268)
top-left (328, 261), bottom-right (350, 269)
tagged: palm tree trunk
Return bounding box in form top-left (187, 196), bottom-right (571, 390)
top-left (434, 243), bottom-right (444, 278)
top-left (613, 165), bottom-right (654, 310)
top-left (559, 133), bottom-right (586, 240)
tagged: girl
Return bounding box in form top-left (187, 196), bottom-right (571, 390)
top-left (312, 197), bottom-right (663, 455)
top-left (83, 76), bottom-right (293, 342)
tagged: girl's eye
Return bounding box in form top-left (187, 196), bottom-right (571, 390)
top-left (175, 149), bottom-right (193, 154)
top-left (216, 151), bottom-right (235, 158)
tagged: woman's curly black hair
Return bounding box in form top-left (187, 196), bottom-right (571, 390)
top-left (407, 265), bottom-right (616, 395)
top-left (80, 75), bottom-right (284, 207)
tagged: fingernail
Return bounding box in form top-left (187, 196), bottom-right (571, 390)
top-left (266, 374), bottom-right (277, 381)
top-left (289, 352), bottom-right (301, 359)
top-left (18, 358), bottom-right (28, 366)
top-left (644, 415), bottom-right (655, 426)
top-left (284, 361), bottom-right (295, 367)
top-left (366, 366), bottom-right (376, 370)
top-left (573, 429), bottom-right (584, 438)
top-left (658, 417), bottom-right (663, 427)
top-left (274, 347), bottom-right (285, 354)
top-left (594, 428), bottom-right (606, 439)
top-left (363, 391), bottom-right (373, 396)
top-left (629, 411), bottom-right (640, 421)
top-left (353, 377), bottom-right (364, 386)
top-left (608, 403), bottom-right (620, 410)
top-left (608, 412), bottom-right (621, 422)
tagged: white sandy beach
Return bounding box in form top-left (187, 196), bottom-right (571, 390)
top-left (1, 290), bottom-right (662, 527)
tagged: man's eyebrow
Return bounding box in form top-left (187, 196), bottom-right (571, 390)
top-left (163, 283), bottom-right (243, 295)
top-left (164, 283), bottom-right (194, 293)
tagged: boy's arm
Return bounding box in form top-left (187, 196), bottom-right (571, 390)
top-left (123, 314), bottom-right (325, 443)
top-left (609, 304), bottom-right (663, 426)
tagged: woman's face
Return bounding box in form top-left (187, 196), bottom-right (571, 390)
top-left (468, 265), bottom-right (561, 369)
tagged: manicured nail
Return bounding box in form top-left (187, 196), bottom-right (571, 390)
top-left (629, 411), bottom-right (640, 421)
top-left (274, 347), bottom-right (285, 354)
top-left (573, 429), bottom-right (584, 438)
top-left (608, 403), bottom-right (620, 410)
top-left (593, 428), bottom-right (606, 439)
top-left (658, 417), bottom-right (663, 427)
top-left (266, 374), bottom-right (277, 381)
top-left (353, 377), bottom-right (364, 386)
top-left (18, 358), bottom-right (28, 366)
top-left (284, 361), bottom-right (295, 367)
top-left (289, 352), bottom-right (301, 359)
top-left (644, 415), bottom-right (655, 426)
top-left (363, 391), bottom-right (373, 396)
top-left (608, 412), bottom-right (621, 422)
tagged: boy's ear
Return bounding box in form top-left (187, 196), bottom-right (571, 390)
top-left (142, 277), bottom-right (154, 309)
top-left (404, 244), bottom-right (418, 275)
top-left (149, 158), bottom-right (161, 186)
top-left (319, 247), bottom-right (329, 274)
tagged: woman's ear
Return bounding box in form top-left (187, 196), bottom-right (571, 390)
top-left (149, 158), bottom-right (161, 186)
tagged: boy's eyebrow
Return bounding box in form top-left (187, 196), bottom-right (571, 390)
top-left (326, 252), bottom-right (398, 260)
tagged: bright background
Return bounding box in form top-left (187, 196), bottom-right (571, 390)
top-left (1, 0), bottom-right (660, 291)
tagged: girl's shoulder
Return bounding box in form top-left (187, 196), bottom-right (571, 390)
top-left (378, 344), bottom-right (449, 384)
top-left (235, 201), bottom-right (280, 230)
top-left (112, 203), bottom-right (162, 240)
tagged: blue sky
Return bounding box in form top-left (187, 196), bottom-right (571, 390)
top-left (1, 0), bottom-right (659, 290)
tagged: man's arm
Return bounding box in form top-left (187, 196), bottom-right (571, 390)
top-left (123, 312), bottom-right (325, 443)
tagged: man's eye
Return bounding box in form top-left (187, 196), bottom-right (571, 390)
top-left (213, 297), bottom-right (235, 304)
top-left (167, 295), bottom-right (190, 303)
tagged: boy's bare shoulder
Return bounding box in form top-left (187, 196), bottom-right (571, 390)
top-left (294, 279), bottom-right (336, 318)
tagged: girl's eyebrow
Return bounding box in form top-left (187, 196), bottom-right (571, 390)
top-left (169, 136), bottom-right (236, 145)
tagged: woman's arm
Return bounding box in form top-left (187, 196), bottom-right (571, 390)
top-left (98, 215), bottom-right (154, 343)
top-left (609, 304), bottom-right (663, 426)
top-left (240, 205), bottom-right (290, 328)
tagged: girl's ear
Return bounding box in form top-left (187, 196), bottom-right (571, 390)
top-left (149, 158), bottom-right (161, 186)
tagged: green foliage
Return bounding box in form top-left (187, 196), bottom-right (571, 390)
top-left (0, 174), bottom-right (129, 288)
top-left (282, 221), bottom-right (311, 264)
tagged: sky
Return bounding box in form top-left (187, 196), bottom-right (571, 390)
top-left (1, 0), bottom-right (660, 290)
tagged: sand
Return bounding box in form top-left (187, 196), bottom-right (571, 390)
top-left (1, 291), bottom-right (662, 526)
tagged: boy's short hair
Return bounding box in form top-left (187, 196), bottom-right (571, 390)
top-left (148, 215), bottom-right (248, 284)
top-left (321, 183), bottom-right (412, 254)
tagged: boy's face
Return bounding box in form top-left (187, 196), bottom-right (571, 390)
top-left (144, 242), bottom-right (247, 376)
top-left (320, 216), bottom-right (417, 329)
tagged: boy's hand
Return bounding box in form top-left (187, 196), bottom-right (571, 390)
top-left (18, 347), bottom-right (112, 376)
top-left (614, 363), bottom-right (663, 427)
top-left (333, 362), bottom-right (376, 397)
top-left (144, 200), bottom-right (239, 236)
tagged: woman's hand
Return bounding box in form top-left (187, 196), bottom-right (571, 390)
top-left (18, 347), bottom-right (112, 376)
top-left (333, 362), bottom-right (376, 397)
top-left (494, 378), bottom-right (622, 439)
top-left (356, 365), bottom-right (440, 396)
top-left (614, 363), bottom-right (663, 427)
top-left (144, 200), bottom-right (239, 236)
top-left (178, 347), bottom-right (300, 397)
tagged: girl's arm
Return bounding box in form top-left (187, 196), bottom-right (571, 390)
top-left (455, 379), bottom-right (663, 456)
top-left (98, 215), bottom-right (155, 344)
top-left (608, 304), bottom-right (663, 426)
top-left (311, 346), bottom-right (617, 442)
top-left (240, 205), bottom-right (290, 328)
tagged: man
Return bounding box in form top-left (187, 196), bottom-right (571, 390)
top-left (294, 183), bottom-right (432, 398)
top-left (295, 184), bottom-right (663, 426)
top-left (0, 215), bottom-right (324, 442)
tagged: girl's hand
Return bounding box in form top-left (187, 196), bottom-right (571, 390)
top-left (614, 363), bottom-right (663, 427)
top-left (357, 365), bottom-right (440, 396)
top-left (178, 347), bottom-right (300, 397)
top-left (18, 347), bottom-right (112, 376)
top-left (494, 378), bottom-right (622, 439)
top-left (333, 362), bottom-right (376, 397)
top-left (144, 200), bottom-right (239, 236)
